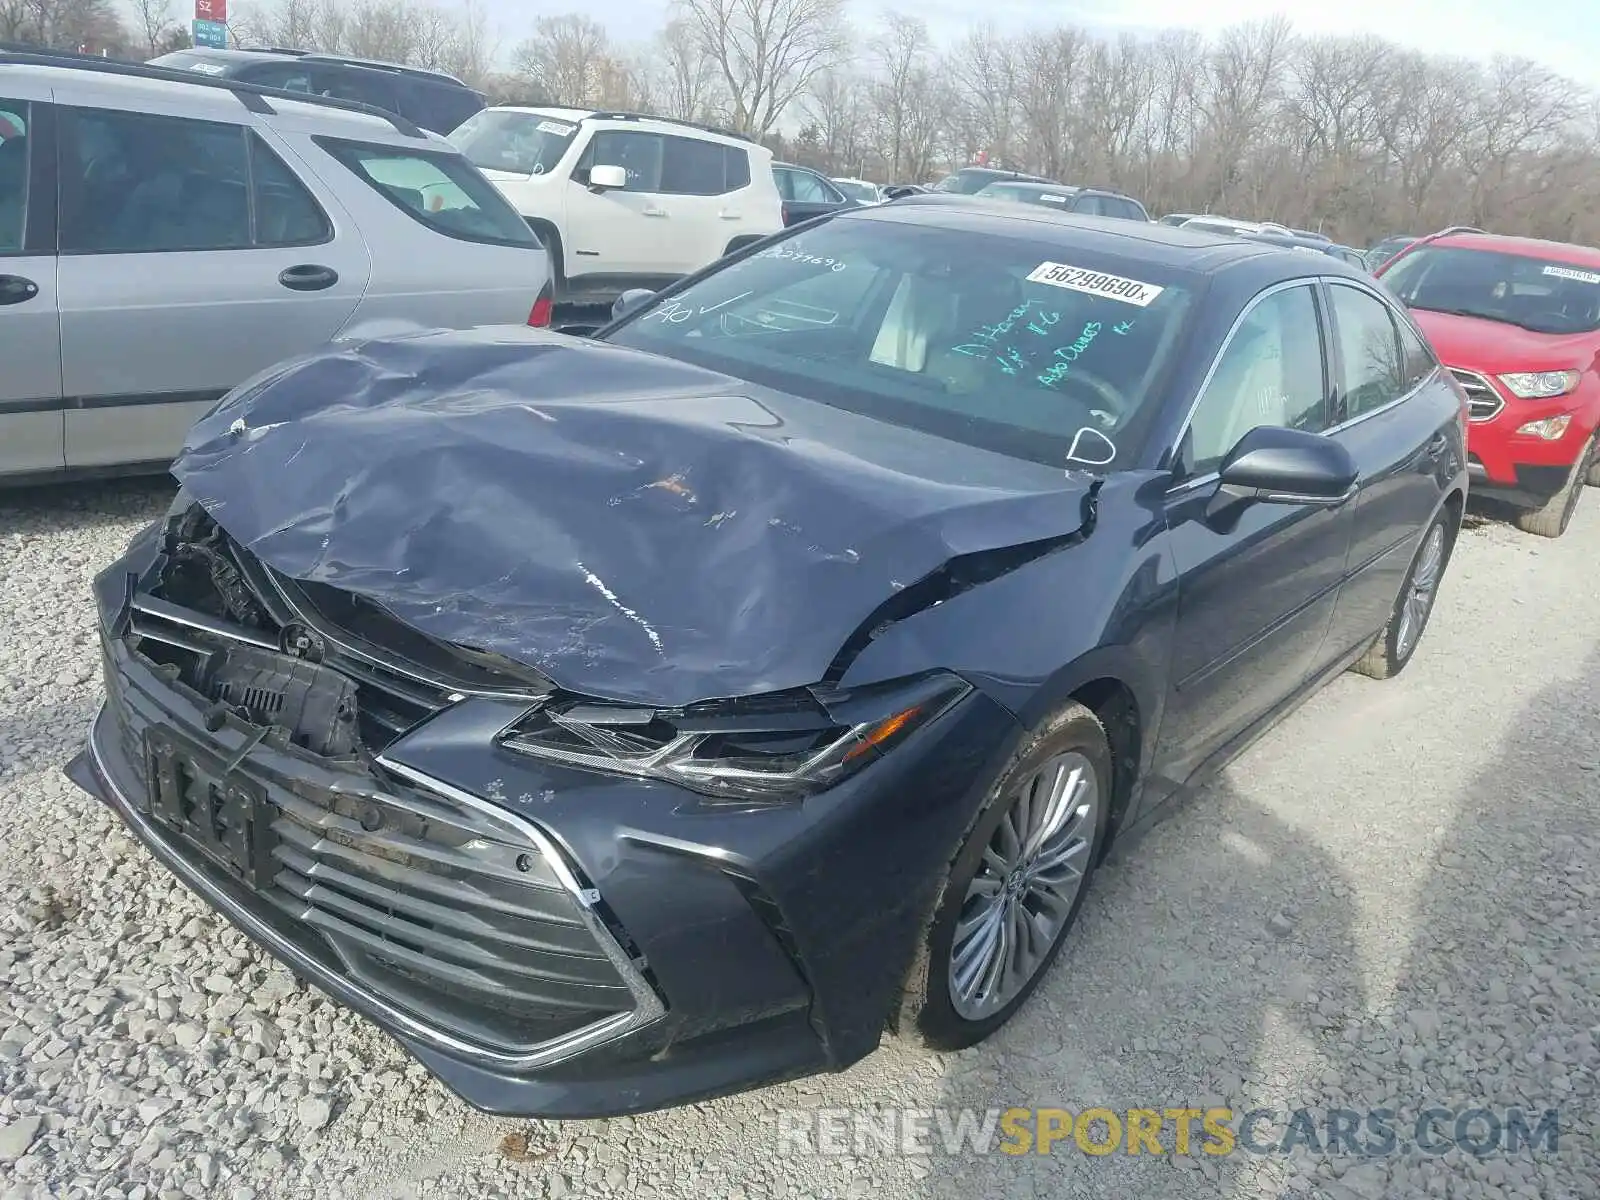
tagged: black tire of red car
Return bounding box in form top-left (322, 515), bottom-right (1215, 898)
top-left (1586, 456), bottom-right (1600, 488)
top-left (1353, 506), bottom-right (1459, 680)
top-left (899, 701), bottom-right (1111, 1051)
top-left (1514, 431), bottom-right (1598, 539)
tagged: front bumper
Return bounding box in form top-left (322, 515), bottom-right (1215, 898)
top-left (69, 534), bottom-right (1021, 1117)
top-left (1459, 372), bottom-right (1596, 508)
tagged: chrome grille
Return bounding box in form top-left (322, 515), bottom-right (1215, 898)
top-left (1450, 368), bottom-right (1504, 422)
top-left (262, 773), bottom-right (635, 1048)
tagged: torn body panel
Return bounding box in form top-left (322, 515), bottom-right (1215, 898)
top-left (171, 327), bottom-right (1094, 708)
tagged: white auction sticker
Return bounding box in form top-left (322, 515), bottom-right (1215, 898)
top-left (1542, 265), bottom-right (1600, 285)
top-left (537, 120), bottom-right (576, 136)
top-left (1026, 262), bottom-right (1165, 307)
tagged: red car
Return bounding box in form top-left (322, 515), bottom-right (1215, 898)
top-left (1378, 230), bottom-right (1600, 537)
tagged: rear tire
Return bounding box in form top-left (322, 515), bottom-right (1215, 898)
top-left (1586, 457), bottom-right (1600, 487)
top-left (1352, 507), bottom-right (1456, 680)
top-left (901, 702), bottom-right (1111, 1052)
top-left (1514, 433), bottom-right (1596, 539)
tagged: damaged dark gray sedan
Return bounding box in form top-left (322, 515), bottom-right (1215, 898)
top-left (69, 199), bottom-right (1468, 1117)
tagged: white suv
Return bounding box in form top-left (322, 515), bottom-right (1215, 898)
top-left (451, 107), bottom-right (784, 303)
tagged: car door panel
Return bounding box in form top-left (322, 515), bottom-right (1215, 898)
top-left (1153, 280), bottom-right (1354, 786)
top-left (0, 88), bottom-right (65, 477)
top-left (564, 131), bottom-right (669, 283)
top-left (55, 107), bottom-right (368, 469)
top-left (1320, 283), bottom-right (1460, 656)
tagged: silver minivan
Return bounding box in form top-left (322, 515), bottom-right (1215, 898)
top-left (0, 51), bottom-right (553, 482)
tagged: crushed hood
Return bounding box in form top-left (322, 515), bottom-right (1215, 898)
top-left (171, 327), bottom-right (1093, 707)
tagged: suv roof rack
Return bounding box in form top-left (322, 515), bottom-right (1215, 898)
top-left (0, 47), bottom-right (426, 138)
top-left (582, 110), bottom-right (756, 144)
top-left (243, 47), bottom-right (468, 87)
top-left (297, 53), bottom-right (467, 87)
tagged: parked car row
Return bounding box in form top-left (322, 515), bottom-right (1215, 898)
top-left (15, 42), bottom-right (1598, 1120)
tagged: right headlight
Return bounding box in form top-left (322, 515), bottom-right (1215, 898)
top-left (1497, 370), bottom-right (1580, 399)
top-left (497, 672), bottom-right (972, 805)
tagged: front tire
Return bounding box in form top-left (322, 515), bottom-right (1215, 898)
top-left (905, 702), bottom-right (1111, 1051)
top-left (1352, 508), bottom-right (1455, 680)
top-left (1514, 433), bottom-right (1595, 538)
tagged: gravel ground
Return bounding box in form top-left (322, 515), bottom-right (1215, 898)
top-left (1, 479), bottom-right (1596, 1200)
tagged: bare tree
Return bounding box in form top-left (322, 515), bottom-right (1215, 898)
top-left (675, 0), bottom-right (846, 135)
top-left (655, 17), bottom-right (722, 121)
top-left (867, 12), bottom-right (931, 179)
top-left (802, 70), bottom-right (866, 175)
top-left (133, 0), bottom-right (176, 57)
top-left (512, 14), bottom-right (616, 106)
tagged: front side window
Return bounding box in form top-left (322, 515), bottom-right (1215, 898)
top-left (315, 136), bottom-right (538, 246)
top-left (605, 217), bottom-right (1200, 468)
top-left (0, 99), bottom-right (28, 253)
top-left (578, 131), bottom-right (663, 192)
top-left (1328, 283), bottom-right (1405, 419)
top-left (449, 109), bottom-right (578, 177)
top-left (1382, 244), bottom-right (1600, 336)
top-left (1184, 284), bottom-right (1327, 476)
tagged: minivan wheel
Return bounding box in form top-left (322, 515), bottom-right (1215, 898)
top-left (1352, 509), bottom-right (1455, 680)
top-left (1515, 433), bottom-right (1595, 538)
top-left (903, 702), bottom-right (1110, 1051)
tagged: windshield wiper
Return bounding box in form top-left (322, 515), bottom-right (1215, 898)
top-left (1409, 304), bottom-right (1500, 321)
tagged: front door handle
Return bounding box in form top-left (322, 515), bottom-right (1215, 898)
top-left (278, 264), bottom-right (339, 292)
top-left (642, 205), bottom-right (668, 217)
top-left (0, 275), bottom-right (39, 306)
top-left (1424, 433), bottom-right (1449, 458)
top-left (719, 209), bottom-right (742, 220)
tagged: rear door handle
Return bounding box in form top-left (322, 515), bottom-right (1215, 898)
top-left (642, 205), bottom-right (668, 217)
top-left (719, 209), bottom-right (742, 219)
top-left (1424, 433), bottom-right (1449, 459)
top-left (278, 264), bottom-right (339, 292)
top-left (0, 275), bottom-right (39, 306)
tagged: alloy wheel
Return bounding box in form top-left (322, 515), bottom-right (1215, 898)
top-left (948, 751), bottom-right (1100, 1021)
top-left (1395, 522), bottom-right (1445, 661)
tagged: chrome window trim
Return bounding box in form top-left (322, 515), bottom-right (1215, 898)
top-left (1164, 277), bottom-right (1326, 494)
top-left (86, 707), bottom-right (666, 1070)
top-left (1164, 274), bottom-right (1435, 499)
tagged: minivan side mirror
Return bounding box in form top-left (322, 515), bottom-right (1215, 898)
top-left (589, 164), bottom-right (627, 192)
top-left (612, 288), bottom-right (655, 322)
top-left (1215, 425), bottom-right (1357, 508)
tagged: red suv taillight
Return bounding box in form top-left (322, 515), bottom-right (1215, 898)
top-left (527, 281), bottom-right (553, 328)
top-left (781, 202), bottom-right (792, 226)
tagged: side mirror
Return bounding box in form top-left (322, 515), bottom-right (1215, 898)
top-left (612, 288), bottom-right (655, 322)
top-left (589, 164), bottom-right (627, 192)
top-left (1215, 425), bottom-right (1357, 508)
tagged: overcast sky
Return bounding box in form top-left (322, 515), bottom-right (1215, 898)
top-left (463, 0), bottom-right (1600, 89)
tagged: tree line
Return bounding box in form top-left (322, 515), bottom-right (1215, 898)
top-left (7, 0), bottom-right (1600, 247)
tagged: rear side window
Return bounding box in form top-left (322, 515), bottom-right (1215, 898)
top-left (400, 82), bottom-right (483, 135)
top-left (1395, 312), bottom-right (1439, 392)
top-left (314, 135), bottom-right (537, 247)
top-left (660, 135), bottom-right (749, 195)
top-left (0, 99), bottom-right (28, 253)
top-left (1328, 283), bottom-right (1406, 419)
top-left (312, 66), bottom-right (399, 114)
top-left (59, 108), bottom-right (328, 253)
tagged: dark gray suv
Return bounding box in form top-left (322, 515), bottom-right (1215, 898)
top-left (150, 48), bottom-right (485, 135)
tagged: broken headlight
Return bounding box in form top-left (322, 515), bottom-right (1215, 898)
top-left (497, 672), bottom-right (972, 804)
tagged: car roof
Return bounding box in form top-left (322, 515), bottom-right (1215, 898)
top-left (491, 104), bottom-right (762, 152)
top-left (1426, 231), bottom-right (1600, 267)
top-left (156, 46), bottom-right (469, 86)
top-left (3, 61), bottom-right (447, 148)
top-left (851, 198), bottom-right (1372, 282)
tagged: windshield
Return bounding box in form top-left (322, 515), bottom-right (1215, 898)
top-left (1382, 245), bottom-right (1600, 335)
top-left (448, 110), bottom-right (578, 177)
top-left (604, 216), bottom-right (1199, 468)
